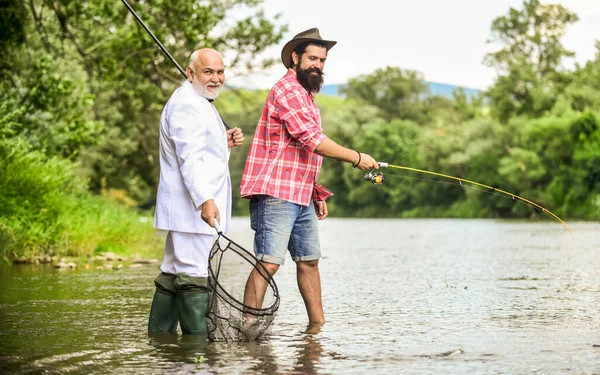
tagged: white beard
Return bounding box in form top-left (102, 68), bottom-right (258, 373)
top-left (192, 81), bottom-right (222, 100)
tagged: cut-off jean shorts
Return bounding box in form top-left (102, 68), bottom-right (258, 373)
top-left (249, 195), bottom-right (321, 265)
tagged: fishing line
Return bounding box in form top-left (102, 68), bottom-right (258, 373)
top-left (381, 171), bottom-right (543, 210)
top-left (365, 162), bottom-right (576, 252)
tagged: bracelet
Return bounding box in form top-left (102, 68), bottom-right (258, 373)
top-left (352, 150), bottom-right (361, 168)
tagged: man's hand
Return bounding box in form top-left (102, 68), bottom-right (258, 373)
top-left (354, 152), bottom-right (379, 170)
top-left (314, 200), bottom-right (328, 220)
top-left (227, 127), bottom-right (244, 148)
top-left (201, 199), bottom-right (220, 227)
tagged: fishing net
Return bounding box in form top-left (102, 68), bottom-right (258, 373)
top-left (206, 232), bottom-right (280, 342)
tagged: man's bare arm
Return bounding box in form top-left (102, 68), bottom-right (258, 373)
top-left (314, 138), bottom-right (379, 170)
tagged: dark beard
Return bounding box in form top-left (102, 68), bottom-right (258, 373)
top-left (296, 66), bottom-right (324, 93)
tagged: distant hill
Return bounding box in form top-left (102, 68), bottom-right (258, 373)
top-left (320, 81), bottom-right (481, 99)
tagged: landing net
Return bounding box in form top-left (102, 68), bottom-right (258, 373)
top-left (206, 233), bottom-right (280, 342)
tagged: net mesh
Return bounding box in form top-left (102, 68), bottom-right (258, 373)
top-left (206, 233), bottom-right (280, 342)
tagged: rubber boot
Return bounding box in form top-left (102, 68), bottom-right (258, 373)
top-left (148, 273), bottom-right (178, 335)
top-left (175, 275), bottom-right (209, 335)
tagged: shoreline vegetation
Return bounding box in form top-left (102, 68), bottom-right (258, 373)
top-left (1, 1), bottom-right (599, 264)
top-left (11, 251), bottom-right (160, 271)
top-left (0, 140), bottom-right (165, 264)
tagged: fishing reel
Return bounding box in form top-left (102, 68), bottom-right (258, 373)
top-left (364, 170), bottom-right (384, 185)
top-left (362, 162), bottom-right (387, 185)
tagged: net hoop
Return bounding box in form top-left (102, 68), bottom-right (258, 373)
top-left (208, 233), bottom-right (280, 316)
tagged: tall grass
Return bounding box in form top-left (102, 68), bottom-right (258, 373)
top-left (56, 195), bottom-right (164, 259)
top-left (0, 136), bottom-right (163, 263)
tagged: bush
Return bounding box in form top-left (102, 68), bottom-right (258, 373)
top-left (0, 136), bottom-right (162, 263)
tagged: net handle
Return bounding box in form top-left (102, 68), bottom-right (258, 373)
top-left (214, 221), bottom-right (222, 235)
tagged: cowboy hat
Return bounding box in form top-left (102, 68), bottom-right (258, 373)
top-left (280, 28), bottom-right (337, 69)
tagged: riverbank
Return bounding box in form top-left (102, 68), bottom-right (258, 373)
top-left (11, 251), bottom-right (160, 271)
top-left (0, 194), bottom-right (164, 265)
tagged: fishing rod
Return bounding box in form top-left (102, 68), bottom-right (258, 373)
top-left (120, 0), bottom-right (231, 130)
top-left (120, 0), bottom-right (187, 79)
top-left (364, 162), bottom-right (576, 251)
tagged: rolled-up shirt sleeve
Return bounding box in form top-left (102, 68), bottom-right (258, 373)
top-left (312, 182), bottom-right (333, 201)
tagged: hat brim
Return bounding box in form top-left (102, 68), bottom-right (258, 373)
top-left (281, 38), bottom-right (337, 69)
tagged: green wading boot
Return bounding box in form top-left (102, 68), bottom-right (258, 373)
top-left (148, 273), bottom-right (178, 335)
top-left (175, 275), bottom-right (209, 335)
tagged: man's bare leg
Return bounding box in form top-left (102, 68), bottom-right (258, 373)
top-left (243, 261), bottom-right (279, 311)
top-left (296, 260), bottom-right (325, 323)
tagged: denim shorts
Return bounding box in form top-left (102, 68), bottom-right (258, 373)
top-left (249, 195), bottom-right (321, 265)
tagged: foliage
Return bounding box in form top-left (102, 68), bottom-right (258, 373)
top-left (2, 0), bottom-right (286, 203)
top-left (0, 122), bottom-right (161, 262)
top-left (0, 0), bottom-right (26, 48)
top-left (1, 55), bottom-right (102, 159)
top-left (2, 0), bottom-right (600, 263)
top-left (340, 67), bottom-right (430, 123)
top-left (484, 0), bottom-right (579, 122)
top-left (484, 0), bottom-right (578, 75)
top-left (0, 0), bottom-right (285, 261)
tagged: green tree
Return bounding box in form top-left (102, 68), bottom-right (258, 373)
top-left (485, 0), bottom-right (578, 76)
top-left (340, 67), bottom-right (429, 124)
top-left (0, 0), bottom-right (26, 49)
top-left (484, 0), bottom-right (579, 122)
top-left (561, 42), bottom-right (600, 112)
top-left (0, 56), bottom-right (101, 159)
top-left (2, 0), bottom-right (287, 203)
top-left (566, 112), bottom-right (600, 218)
top-left (342, 118), bottom-right (424, 217)
top-left (315, 95), bottom-right (383, 216)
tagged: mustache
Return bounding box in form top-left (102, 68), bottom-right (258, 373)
top-left (304, 67), bottom-right (323, 76)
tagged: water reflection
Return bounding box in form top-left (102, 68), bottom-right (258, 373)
top-left (241, 340), bottom-right (279, 374)
top-left (291, 323), bottom-right (325, 374)
top-left (1, 219), bottom-right (599, 374)
top-left (149, 333), bottom-right (209, 362)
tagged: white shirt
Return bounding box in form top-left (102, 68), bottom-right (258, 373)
top-left (153, 80), bottom-right (231, 234)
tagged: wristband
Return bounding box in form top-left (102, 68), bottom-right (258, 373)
top-left (352, 151), bottom-right (362, 168)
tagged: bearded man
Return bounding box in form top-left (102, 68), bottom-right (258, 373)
top-left (240, 28), bottom-right (379, 324)
top-left (148, 48), bottom-right (244, 335)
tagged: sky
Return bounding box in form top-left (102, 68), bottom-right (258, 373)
top-left (226, 0), bottom-right (600, 91)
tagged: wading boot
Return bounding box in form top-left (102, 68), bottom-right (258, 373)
top-left (148, 272), bottom-right (178, 335)
top-left (175, 275), bottom-right (209, 335)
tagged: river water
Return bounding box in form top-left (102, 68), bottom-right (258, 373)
top-left (1, 218), bottom-right (599, 374)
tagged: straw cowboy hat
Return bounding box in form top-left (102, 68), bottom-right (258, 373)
top-left (280, 28), bottom-right (337, 69)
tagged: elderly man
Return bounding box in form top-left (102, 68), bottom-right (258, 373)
top-left (148, 48), bottom-right (244, 335)
top-left (240, 28), bottom-right (379, 323)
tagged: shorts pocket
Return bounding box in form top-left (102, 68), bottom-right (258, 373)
top-left (264, 196), bottom-right (286, 205)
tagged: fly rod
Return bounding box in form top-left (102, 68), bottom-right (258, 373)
top-left (120, 0), bottom-right (231, 129)
top-left (120, 0), bottom-right (187, 79)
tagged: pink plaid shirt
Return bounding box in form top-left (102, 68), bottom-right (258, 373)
top-left (240, 69), bottom-right (333, 206)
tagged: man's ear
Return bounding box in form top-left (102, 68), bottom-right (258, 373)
top-left (292, 51), bottom-right (299, 67)
top-left (185, 66), bottom-right (194, 82)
